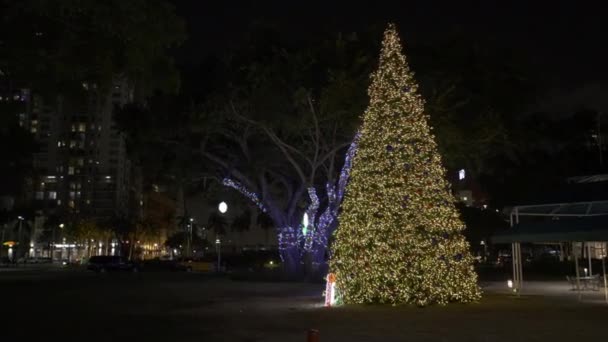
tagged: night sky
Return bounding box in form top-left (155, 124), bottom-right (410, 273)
top-left (174, 0), bottom-right (608, 113)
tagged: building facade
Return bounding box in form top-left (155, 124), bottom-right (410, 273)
top-left (0, 77), bottom-right (138, 260)
top-left (27, 80), bottom-right (132, 220)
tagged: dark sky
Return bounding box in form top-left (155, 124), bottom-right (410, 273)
top-left (174, 0), bottom-right (608, 113)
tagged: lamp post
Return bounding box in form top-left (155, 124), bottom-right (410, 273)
top-left (188, 217), bottom-right (194, 257)
top-left (480, 240), bottom-right (487, 262)
top-left (217, 201), bottom-right (227, 272)
top-left (215, 238), bottom-right (221, 272)
top-left (17, 216), bottom-right (24, 262)
top-left (50, 223), bottom-right (64, 261)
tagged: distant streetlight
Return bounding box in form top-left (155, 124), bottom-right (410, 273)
top-left (186, 217), bottom-right (194, 257)
top-left (17, 216), bottom-right (24, 261)
top-left (218, 201), bottom-right (228, 214)
top-left (216, 202), bottom-right (227, 272)
top-left (215, 238), bottom-right (221, 272)
top-left (51, 223), bottom-right (65, 261)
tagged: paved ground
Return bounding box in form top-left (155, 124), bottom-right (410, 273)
top-left (2, 269), bottom-right (608, 341)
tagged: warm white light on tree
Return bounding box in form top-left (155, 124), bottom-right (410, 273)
top-left (329, 23), bottom-right (480, 306)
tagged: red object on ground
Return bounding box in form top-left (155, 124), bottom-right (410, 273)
top-left (307, 329), bottom-right (320, 342)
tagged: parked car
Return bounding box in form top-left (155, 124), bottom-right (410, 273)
top-left (27, 257), bottom-right (53, 264)
top-left (139, 258), bottom-right (191, 272)
top-left (87, 256), bottom-right (138, 273)
top-left (177, 258), bottom-right (213, 272)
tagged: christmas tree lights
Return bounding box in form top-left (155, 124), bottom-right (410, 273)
top-left (329, 24), bottom-right (481, 306)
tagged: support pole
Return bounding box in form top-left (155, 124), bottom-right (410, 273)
top-left (587, 242), bottom-right (593, 276)
top-left (573, 242), bottom-right (582, 301)
top-left (517, 242), bottom-right (523, 293)
top-left (511, 242), bottom-right (518, 293)
top-left (511, 242), bottom-right (522, 295)
top-left (602, 254), bottom-right (608, 304)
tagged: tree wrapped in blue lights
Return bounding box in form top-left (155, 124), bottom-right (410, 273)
top-left (222, 133), bottom-right (359, 275)
top-left (330, 24), bottom-right (480, 306)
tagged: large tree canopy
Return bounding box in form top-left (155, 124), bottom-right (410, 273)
top-left (0, 0), bottom-right (185, 96)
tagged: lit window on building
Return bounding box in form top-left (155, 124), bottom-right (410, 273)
top-left (78, 123), bottom-right (86, 132)
top-left (69, 140), bottom-right (76, 148)
top-left (57, 199), bottom-right (62, 205)
top-left (71, 124), bottom-right (76, 132)
top-left (57, 141), bottom-right (61, 147)
top-left (78, 158), bottom-right (84, 166)
top-left (35, 191), bottom-right (44, 200)
top-left (48, 191), bottom-right (57, 200)
top-left (30, 127), bottom-right (37, 133)
top-left (68, 200), bottom-right (74, 208)
top-left (69, 191), bottom-right (75, 199)
top-left (68, 166), bottom-right (75, 175)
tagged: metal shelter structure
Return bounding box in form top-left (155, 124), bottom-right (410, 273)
top-left (493, 200), bottom-right (608, 302)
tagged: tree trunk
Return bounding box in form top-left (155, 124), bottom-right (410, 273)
top-left (278, 225), bottom-right (302, 279)
top-left (281, 244), bottom-right (303, 279)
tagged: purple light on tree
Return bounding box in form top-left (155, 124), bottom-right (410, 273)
top-left (221, 132), bottom-right (359, 275)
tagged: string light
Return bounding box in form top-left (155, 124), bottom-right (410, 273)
top-left (329, 23), bottom-right (481, 306)
top-left (308, 134), bottom-right (359, 258)
top-left (222, 128), bottom-right (360, 268)
top-left (222, 178), bottom-right (267, 213)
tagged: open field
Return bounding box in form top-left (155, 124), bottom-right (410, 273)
top-left (2, 269), bottom-right (607, 341)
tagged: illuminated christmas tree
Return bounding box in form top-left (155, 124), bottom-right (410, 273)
top-left (330, 24), bottom-right (481, 306)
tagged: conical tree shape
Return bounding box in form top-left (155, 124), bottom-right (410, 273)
top-left (330, 24), bottom-right (481, 306)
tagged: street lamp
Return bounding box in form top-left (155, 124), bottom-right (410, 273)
top-left (51, 223), bottom-right (65, 261)
top-left (216, 202), bottom-right (227, 272)
top-left (215, 238), bottom-right (221, 272)
top-left (218, 201), bottom-right (228, 214)
top-left (186, 217), bottom-right (194, 257)
top-left (16, 216), bottom-right (24, 262)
